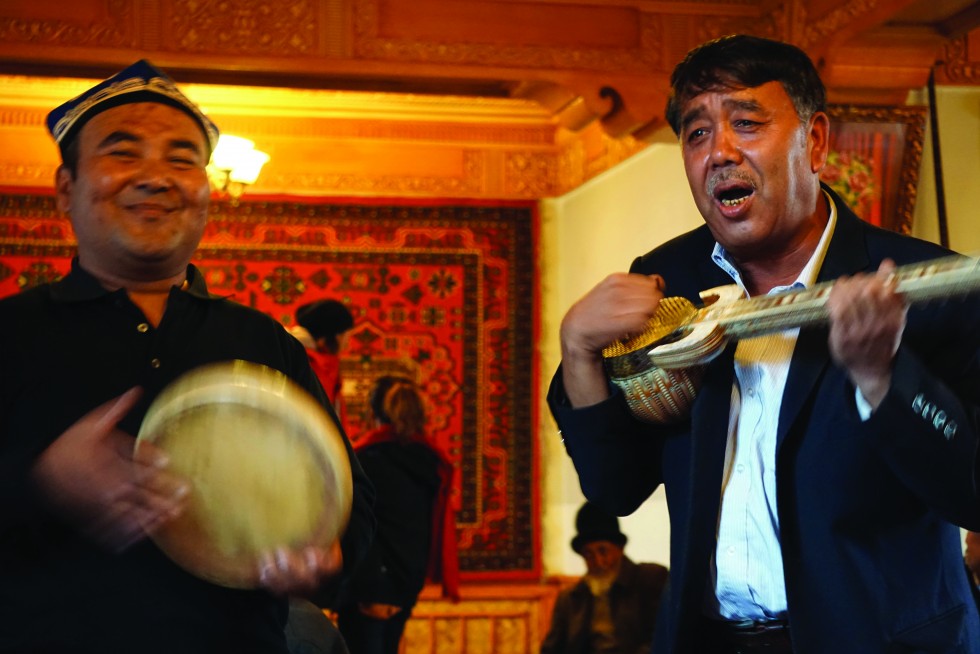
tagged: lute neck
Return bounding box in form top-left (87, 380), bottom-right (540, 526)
top-left (719, 255), bottom-right (980, 340)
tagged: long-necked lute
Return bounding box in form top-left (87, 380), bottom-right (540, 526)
top-left (602, 254), bottom-right (980, 424)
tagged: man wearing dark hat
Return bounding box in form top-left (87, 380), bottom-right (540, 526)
top-left (0, 60), bottom-right (374, 653)
top-left (541, 502), bottom-right (669, 654)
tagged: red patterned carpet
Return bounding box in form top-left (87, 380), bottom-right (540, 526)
top-left (0, 190), bottom-right (539, 580)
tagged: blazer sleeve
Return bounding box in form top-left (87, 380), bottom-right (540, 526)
top-left (862, 312), bottom-right (980, 529)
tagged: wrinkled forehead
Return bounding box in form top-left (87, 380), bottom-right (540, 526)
top-left (79, 102), bottom-right (209, 151)
top-left (679, 81), bottom-right (796, 126)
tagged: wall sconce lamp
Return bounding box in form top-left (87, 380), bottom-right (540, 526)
top-left (207, 134), bottom-right (270, 204)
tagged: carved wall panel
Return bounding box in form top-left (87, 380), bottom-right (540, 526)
top-left (0, 0), bottom-right (138, 49)
top-left (937, 30), bottom-right (980, 85)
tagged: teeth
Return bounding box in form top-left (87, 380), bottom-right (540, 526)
top-left (721, 196), bottom-right (748, 207)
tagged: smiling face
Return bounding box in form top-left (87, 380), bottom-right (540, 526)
top-left (678, 80), bottom-right (829, 267)
top-left (56, 102), bottom-right (211, 286)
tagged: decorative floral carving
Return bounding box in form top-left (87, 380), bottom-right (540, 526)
top-left (0, 0), bottom-right (135, 47)
top-left (802, 0), bottom-right (879, 47)
top-left (505, 152), bottom-right (557, 198)
top-left (937, 36), bottom-right (980, 85)
top-left (167, 0), bottom-right (318, 54)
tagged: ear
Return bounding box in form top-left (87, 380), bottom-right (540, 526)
top-left (808, 111), bottom-right (831, 174)
top-left (55, 165), bottom-right (74, 215)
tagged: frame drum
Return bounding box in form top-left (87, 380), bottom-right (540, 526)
top-left (135, 360), bottom-right (352, 588)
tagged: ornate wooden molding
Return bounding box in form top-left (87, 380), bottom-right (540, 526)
top-left (352, 0), bottom-right (663, 74)
top-left (0, 0), bottom-right (138, 49)
top-left (937, 34), bottom-right (980, 84)
top-left (802, 0), bottom-right (882, 48)
top-left (167, 0), bottom-right (323, 56)
top-left (0, 75), bottom-right (640, 200)
top-left (0, 0), bottom-right (975, 195)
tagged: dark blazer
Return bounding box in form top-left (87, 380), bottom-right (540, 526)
top-left (549, 188), bottom-right (980, 654)
top-left (540, 557), bottom-right (669, 654)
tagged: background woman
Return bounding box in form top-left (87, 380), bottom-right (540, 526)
top-left (336, 376), bottom-right (458, 654)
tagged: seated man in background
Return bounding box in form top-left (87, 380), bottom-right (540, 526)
top-left (541, 501), bottom-right (669, 654)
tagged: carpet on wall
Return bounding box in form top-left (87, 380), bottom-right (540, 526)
top-left (0, 189), bottom-right (539, 580)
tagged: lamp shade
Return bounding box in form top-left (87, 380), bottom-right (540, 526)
top-left (210, 134), bottom-right (255, 171)
top-left (229, 148), bottom-right (270, 185)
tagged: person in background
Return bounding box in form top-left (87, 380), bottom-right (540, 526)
top-left (549, 35), bottom-right (980, 653)
top-left (540, 501), bottom-right (669, 654)
top-left (0, 59), bottom-right (374, 654)
top-left (335, 375), bottom-right (459, 654)
top-left (291, 299), bottom-right (354, 421)
top-left (966, 531), bottom-right (980, 613)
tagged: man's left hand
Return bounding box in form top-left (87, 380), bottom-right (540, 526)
top-left (256, 539), bottom-right (343, 597)
top-left (827, 259), bottom-right (907, 410)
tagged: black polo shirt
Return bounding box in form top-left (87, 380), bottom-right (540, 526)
top-left (0, 259), bottom-right (374, 654)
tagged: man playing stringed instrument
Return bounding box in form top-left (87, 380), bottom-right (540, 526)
top-left (549, 35), bottom-right (980, 654)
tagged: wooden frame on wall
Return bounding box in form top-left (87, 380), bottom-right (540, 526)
top-left (821, 105), bottom-right (927, 235)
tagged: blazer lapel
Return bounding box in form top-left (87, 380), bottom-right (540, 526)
top-left (777, 189), bottom-right (871, 448)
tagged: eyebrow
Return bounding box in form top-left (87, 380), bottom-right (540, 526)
top-left (96, 130), bottom-right (140, 149)
top-left (679, 97), bottom-right (766, 133)
top-left (169, 139), bottom-right (204, 155)
top-left (96, 131), bottom-right (204, 156)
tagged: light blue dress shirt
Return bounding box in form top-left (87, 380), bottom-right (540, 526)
top-left (704, 193), bottom-right (838, 622)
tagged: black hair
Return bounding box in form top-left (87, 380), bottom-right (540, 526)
top-left (665, 34), bottom-right (826, 136)
top-left (295, 299), bottom-right (354, 354)
top-left (59, 136), bottom-right (80, 178)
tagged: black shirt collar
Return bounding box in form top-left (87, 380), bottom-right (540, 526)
top-left (50, 257), bottom-right (214, 302)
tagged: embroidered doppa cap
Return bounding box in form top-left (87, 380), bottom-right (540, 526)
top-left (45, 59), bottom-right (219, 154)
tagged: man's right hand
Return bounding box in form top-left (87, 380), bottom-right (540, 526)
top-left (560, 273), bottom-right (665, 408)
top-left (31, 387), bottom-right (189, 552)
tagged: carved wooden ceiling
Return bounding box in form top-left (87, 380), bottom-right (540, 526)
top-left (1, 0), bottom-right (979, 199)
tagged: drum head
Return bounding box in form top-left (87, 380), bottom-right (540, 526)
top-left (135, 360), bottom-right (352, 589)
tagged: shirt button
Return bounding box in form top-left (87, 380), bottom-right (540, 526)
top-left (747, 388), bottom-right (755, 397)
top-left (727, 546), bottom-right (736, 555)
top-left (137, 323), bottom-right (149, 333)
top-left (736, 464), bottom-right (745, 473)
top-left (150, 358), bottom-right (162, 369)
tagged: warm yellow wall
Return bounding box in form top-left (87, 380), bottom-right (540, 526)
top-left (537, 87), bottom-right (980, 575)
top-left (909, 86), bottom-right (980, 256)
top-left (537, 141), bottom-right (702, 576)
